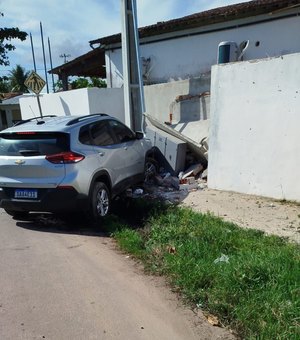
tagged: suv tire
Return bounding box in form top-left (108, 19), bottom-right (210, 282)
top-left (144, 157), bottom-right (158, 181)
top-left (90, 182), bottom-right (111, 221)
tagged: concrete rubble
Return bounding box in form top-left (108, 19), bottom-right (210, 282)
top-left (129, 161), bottom-right (208, 204)
top-left (142, 99), bottom-right (209, 202)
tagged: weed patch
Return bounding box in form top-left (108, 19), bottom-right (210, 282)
top-left (112, 201), bottom-right (300, 339)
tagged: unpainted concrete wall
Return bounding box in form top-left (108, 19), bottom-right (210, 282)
top-left (144, 77), bottom-right (210, 123)
top-left (208, 53), bottom-right (300, 201)
top-left (171, 94), bottom-right (210, 124)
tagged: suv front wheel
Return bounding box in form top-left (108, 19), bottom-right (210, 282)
top-left (90, 182), bottom-right (111, 221)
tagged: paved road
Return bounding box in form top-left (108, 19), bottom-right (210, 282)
top-left (0, 210), bottom-right (234, 340)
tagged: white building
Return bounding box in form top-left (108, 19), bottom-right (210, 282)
top-left (50, 0), bottom-right (300, 91)
top-left (0, 94), bottom-right (23, 130)
top-left (86, 0), bottom-right (300, 88)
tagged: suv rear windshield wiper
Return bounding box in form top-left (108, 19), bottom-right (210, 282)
top-left (19, 149), bottom-right (41, 156)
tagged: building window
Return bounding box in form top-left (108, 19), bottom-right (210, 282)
top-left (0, 110), bottom-right (8, 130)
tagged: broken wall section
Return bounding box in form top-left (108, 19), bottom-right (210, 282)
top-left (209, 52), bottom-right (300, 202)
top-left (144, 76), bottom-right (210, 124)
top-left (144, 76), bottom-right (210, 165)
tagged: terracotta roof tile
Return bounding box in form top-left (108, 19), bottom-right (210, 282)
top-left (90, 0), bottom-right (300, 46)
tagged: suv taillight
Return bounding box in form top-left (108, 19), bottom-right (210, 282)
top-left (46, 151), bottom-right (85, 164)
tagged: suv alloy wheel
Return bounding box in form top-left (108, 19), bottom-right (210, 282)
top-left (90, 182), bottom-right (111, 220)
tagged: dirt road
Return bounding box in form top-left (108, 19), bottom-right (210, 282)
top-left (0, 210), bottom-right (234, 340)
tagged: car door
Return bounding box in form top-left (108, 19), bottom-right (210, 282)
top-left (89, 120), bottom-right (129, 187)
top-left (108, 120), bottom-right (145, 177)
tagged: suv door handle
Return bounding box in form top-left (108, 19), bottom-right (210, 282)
top-left (98, 152), bottom-right (105, 157)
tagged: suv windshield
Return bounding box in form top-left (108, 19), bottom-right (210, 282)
top-left (0, 132), bottom-right (70, 156)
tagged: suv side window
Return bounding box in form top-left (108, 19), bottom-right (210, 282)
top-left (108, 120), bottom-right (135, 143)
top-left (79, 125), bottom-right (92, 145)
top-left (90, 121), bottom-right (115, 146)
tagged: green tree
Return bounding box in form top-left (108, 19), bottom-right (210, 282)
top-left (8, 64), bottom-right (30, 92)
top-left (71, 77), bottom-right (89, 89)
top-left (71, 77), bottom-right (107, 89)
top-left (54, 77), bottom-right (107, 91)
top-left (54, 79), bottom-right (63, 92)
top-left (70, 77), bottom-right (107, 89)
top-left (90, 77), bottom-right (107, 88)
top-left (0, 76), bottom-right (10, 93)
top-left (0, 12), bottom-right (27, 71)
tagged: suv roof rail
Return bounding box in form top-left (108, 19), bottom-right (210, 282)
top-left (66, 113), bottom-right (108, 126)
top-left (13, 115), bottom-right (57, 126)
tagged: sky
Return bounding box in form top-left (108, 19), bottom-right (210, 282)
top-left (0, 0), bottom-right (249, 86)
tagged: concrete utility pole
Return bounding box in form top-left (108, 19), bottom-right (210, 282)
top-left (40, 22), bottom-right (49, 93)
top-left (48, 37), bottom-right (55, 92)
top-left (121, 0), bottom-right (145, 131)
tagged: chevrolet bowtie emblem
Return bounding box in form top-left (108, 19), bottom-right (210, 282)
top-left (15, 159), bottom-right (25, 165)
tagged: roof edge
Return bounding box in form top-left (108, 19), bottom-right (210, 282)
top-left (89, 0), bottom-right (300, 46)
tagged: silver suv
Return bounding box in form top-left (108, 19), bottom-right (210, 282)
top-left (0, 114), bottom-right (152, 221)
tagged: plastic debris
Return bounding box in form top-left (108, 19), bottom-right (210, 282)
top-left (133, 188), bottom-right (143, 195)
top-left (178, 171), bottom-right (184, 180)
top-left (213, 254), bottom-right (229, 264)
top-left (163, 172), bottom-right (171, 179)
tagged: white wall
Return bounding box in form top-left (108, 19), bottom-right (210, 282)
top-left (106, 14), bottom-right (300, 87)
top-left (208, 52), bottom-right (300, 202)
top-left (19, 89), bottom-right (90, 119)
top-left (88, 88), bottom-right (124, 122)
top-left (105, 51), bottom-right (123, 88)
top-left (19, 88), bottom-right (125, 122)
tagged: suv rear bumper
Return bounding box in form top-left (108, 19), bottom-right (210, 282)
top-left (0, 187), bottom-right (89, 213)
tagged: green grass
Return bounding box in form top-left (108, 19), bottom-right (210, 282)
top-left (108, 201), bottom-right (300, 339)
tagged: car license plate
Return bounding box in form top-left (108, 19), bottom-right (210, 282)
top-left (15, 189), bottom-right (38, 199)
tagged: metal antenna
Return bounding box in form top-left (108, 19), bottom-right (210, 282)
top-left (59, 53), bottom-right (71, 64)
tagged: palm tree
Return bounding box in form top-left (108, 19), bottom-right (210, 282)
top-left (9, 65), bottom-right (30, 93)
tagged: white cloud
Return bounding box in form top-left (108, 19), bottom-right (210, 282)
top-left (137, 0), bottom-right (178, 26)
top-left (0, 0), bottom-right (248, 79)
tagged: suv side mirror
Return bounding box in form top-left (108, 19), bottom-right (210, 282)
top-left (135, 131), bottom-right (144, 140)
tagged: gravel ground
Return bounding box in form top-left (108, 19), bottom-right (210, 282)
top-left (181, 187), bottom-right (300, 244)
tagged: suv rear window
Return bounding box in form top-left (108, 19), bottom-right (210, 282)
top-left (0, 132), bottom-right (70, 156)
